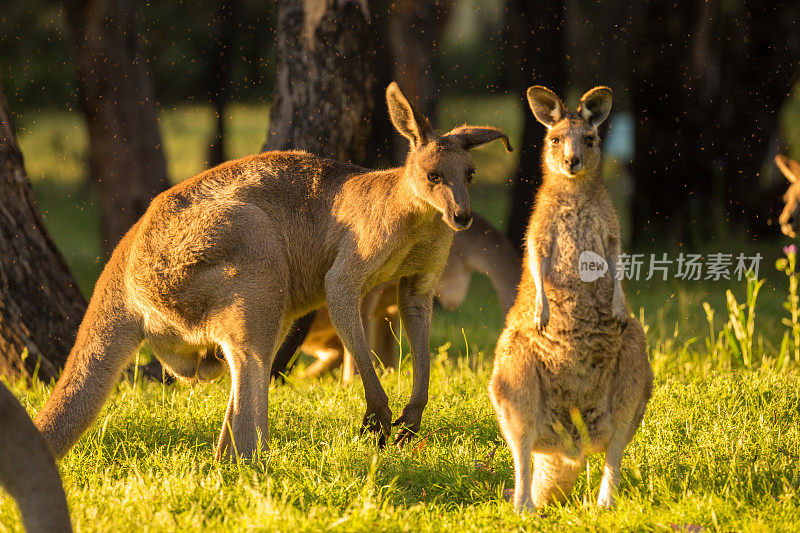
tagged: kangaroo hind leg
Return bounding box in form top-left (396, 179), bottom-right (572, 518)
top-left (598, 317), bottom-right (653, 508)
top-left (213, 303), bottom-right (285, 461)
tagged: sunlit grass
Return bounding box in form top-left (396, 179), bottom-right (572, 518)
top-left (2, 350), bottom-right (799, 531)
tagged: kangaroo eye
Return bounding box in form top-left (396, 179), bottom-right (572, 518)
top-left (550, 137), bottom-right (560, 146)
top-left (427, 172), bottom-right (442, 184)
top-left (584, 136), bottom-right (595, 146)
top-left (466, 168), bottom-right (475, 183)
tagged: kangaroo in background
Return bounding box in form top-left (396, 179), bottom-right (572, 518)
top-left (286, 214), bottom-right (521, 381)
top-left (489, 86), bottom-right (652, 511)
top-left (776, 154), bottom-right (800, 237)
top-left (34, 82), bottom-right (512, 459)
top-left (0, 383), bottom-right (72, 533)
top-left (437, 213), bottom-right (521, 313)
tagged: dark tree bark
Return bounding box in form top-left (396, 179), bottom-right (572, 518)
top-left (0, 79), bottom-right (87, 382)
top-left (566, 0), bottom-right (635, 108)
top-left (64, 0), bottom-right (170, 256)
top-left (713, 2), bottom-right (800, 238)
top-left (629, 0), bottom-right (712, 246)
top-left (204, 0), bottom-right (238, 167)
top-left (505, 0), bottom-right (567, 251)
top-left (631, 0), bottom-right (800, 245)
top-left (367, 0), bottom-right (398, 167)
top-left (264, 0), bottom-right (377, 164)
top-left (388, 0), bottom-right (442, 119)
top-left (265, 0), bottom-right (379, 380)
top-left (385, 0), bottom-right (450, 163)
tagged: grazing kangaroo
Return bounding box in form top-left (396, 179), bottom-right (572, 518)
top-left (34, 82), bottom-right (511, 459)
top-left (0, 383), bottom-right (72, 533)
top-left (776, 154), bottom-right (800, 237)
top-left (488, 86), bottom-right (653, 511)
top-left (290, 214), bottom-right (521, 380)
top-left (437, 213), bottom-right (521, 313)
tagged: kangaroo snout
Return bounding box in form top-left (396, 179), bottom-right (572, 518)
top-left (566, 156), bottom-right (582, 174)
top-left (453, 209), bottom-right (473, 230)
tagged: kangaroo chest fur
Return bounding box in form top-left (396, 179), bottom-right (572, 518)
top-left (362, 218), bottom-right (452, 293)
top-left (524, 189), bottom-right (623, 450)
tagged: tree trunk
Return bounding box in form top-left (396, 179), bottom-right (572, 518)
top-left (630, 0), bottom-right (800, 245)
top-left (266, 0), bottom-right (378, 380)
top-left (204, 0), bottom-right (238, 168)
top-left (630, 0), bottom-right (713, 246)
top-left (505, 0), bottom-right (567, 251)
top-left (713, 1), bottom-right (800, 238)
top-left (264, 0), bottom-right (377, 164)
top-left (64, 0), bottom-right (170, 256)
top-left (386, 0), bottom-right (449, 163)
top-left (0, 79), bottom-right (87, 382)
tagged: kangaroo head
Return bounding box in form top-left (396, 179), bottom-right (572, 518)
top-left (777, 154), bottom-right (800, 238)
top-left (527, 85), bottom-right (612, 180)
top-left (386, 82), bottom-right (512, 231)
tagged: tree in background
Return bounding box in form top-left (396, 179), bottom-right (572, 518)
top-left (504, 0), bottom-right (567, 251)
top-left (264, 0), bottom-right (377, 164)
top-left (204, 0), bottom-right (238, 167)
top-left (0, 78), bottom-right (86, 382)
top-left (385, 0), bottom-right (451, 163)
top-left (64, 0), bottom-right (170, 256)
top-left (264, 0), bottom-right (379, 378)
top-left (630, 0), bottom-right (800, 245)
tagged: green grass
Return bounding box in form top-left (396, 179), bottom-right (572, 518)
top-left (3, 357), bottom-right (799, 531)
top-left (2, 100), bottom-right (800, 531)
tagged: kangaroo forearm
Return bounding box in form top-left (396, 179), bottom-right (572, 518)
top-left (530, 254), bottom-right (548, 299)
top-left (603, 242), bottom-right (628, 315)
top-left (403, 318), bottom-right (431, 408)
top-left (35, 366), bottom-right (119, 459)
top-left (398, 284), bottom-right (433, 408)
top-left (325, 290), bottom-right (387, 406)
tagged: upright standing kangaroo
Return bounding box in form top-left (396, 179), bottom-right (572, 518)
top-left (34, 82), bottom-right (511, 459)
top-left (489, 86), bottom-right (652, 511)
top-left (0, 384), bottom-right (72, 533)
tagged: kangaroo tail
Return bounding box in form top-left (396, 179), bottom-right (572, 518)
top-left (0, 383), bottom-right (72, 532)
top-left (34, 244), bottom-right (142, 459)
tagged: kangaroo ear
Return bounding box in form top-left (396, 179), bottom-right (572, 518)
top-left (578, 86), bottom-right (613, 128)
top-left (527, 86), bottom-right (565, 128)
top-left (776, 154), bottom-right (800, 184)
top-left (442, 125), bottom-right (513, 152)
top-left (386, 82), bottom-right (433, 148)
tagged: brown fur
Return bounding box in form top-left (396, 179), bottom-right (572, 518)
top-left (300, 282), bottom-right (398, 380)
top-left (437, 213), bottom-right (521, 313)
top-left (776, 154), bottom-right (800, 237)
top-left (0, 383), bottom-right (72, 532)
top-left (488, 86), bottom-right (653, 511)
top-left (34, 82), bottom-right (511, 459)
top-left (299, 214), bottom-right (521, 380)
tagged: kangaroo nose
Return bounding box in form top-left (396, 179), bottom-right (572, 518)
top-left (567, 156), bottom-right (581, 172)
top-left (453, 210), bottom-right (473, 229)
